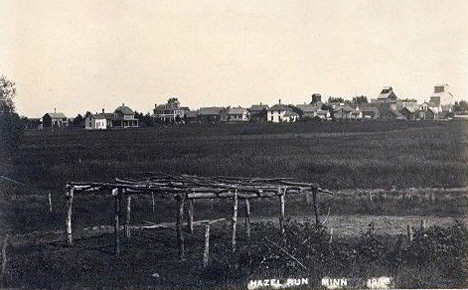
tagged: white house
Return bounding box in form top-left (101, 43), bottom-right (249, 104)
top-left (85, 110), bottom-right (114, 130)
top-left (267, 100), bottom-right (299, 123)
top-left (221, 106), bottom-right (250, 122)
top-left (153, 99), bottom-right (190, 123)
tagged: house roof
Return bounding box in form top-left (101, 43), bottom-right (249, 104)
top-left (422, 101), bottom-right (438, 107)
top-left (154, 103), bottom-right (190, 112)
top-left (400, 98), bottom-right (417, 103)
top-left (283, 111), bottom-right (299, 117)
top-left (185, 111), bottom-right (199, 118)
top-left (267, 104), bottom-right (293, 112)
top-left (114, 105), bottom-right (134, 115)
top-left (427, 107), bottom-right (440, 114)
top-left (90, 113), bottom-right (114, 120)
top-left (400, 107), bottom-right (415, 113)
top-left (154, 104), bottom-right (175, 111)
top-left (44, 112), bottom-right (67, 119)
top-left (199, 107), bottom-right (224, 115)
top-left (295, 104), bottom-right (318, 113)
top-left (227, 107), bottom-right (248, 115)
top-left (316, 110), bottom-right (330, 116)
top-left (336, 105), bottom-right (354, 112)
top-left (249, 104), bottom-right (269, 111)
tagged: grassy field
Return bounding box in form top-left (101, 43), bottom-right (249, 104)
top-left (0, 120), bottom-right (467, 288)
top-left (5, 120), bottom-right (468, 191)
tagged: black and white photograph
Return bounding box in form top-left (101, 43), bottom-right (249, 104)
top-left (0, 1), bottom-right (467, 289)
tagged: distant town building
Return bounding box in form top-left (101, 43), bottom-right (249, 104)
top-left (113, 104), bottom-right (139, 128)
top-left (399, 107), bottom-right (416, 120)
top-left (295, 104), bottom-right (319, 119)
top-left (376, 86), bottom-right (398, 102)
top-left (42, 109), bottom-right (68, 128)
top-left (430, 84), bottom-right (454, 106)
top-left (417, 101), bottom-right (441, 120)
top-left (315, 109), bottom-right (331, 120)
top-left (400, 98), bottom-right (418, 110)
top-left (377, 102), bottom-right (405, 120)
top-left (198, 107), bottom-right (224, 123)
top-left (221, 106), bottom-right (250, 122)
top-left (184, 110), bottom-right (199, 123)
top-left (85, 109), bottom-right (114, 130)
top-left (360, 103), bottom-right (380, 119)
top-left (153, 99), bottom-right (190, 123)
top-left (249, 103), bottom-right (269, 122)
top-left (334, 104), bottom-right (362, 120)
top-left (266, 100), bottom-right (299, 123)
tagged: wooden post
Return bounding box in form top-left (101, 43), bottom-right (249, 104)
top-left (312, 187), bottom-right (320, 225)
top-left (245, 199), bottom-right (251, 241)
top-left (151, 192), bottom-right (155, 213)
top-left (1, 234), bottom-right (8, 285)
top-left (125, 193), bottom-right (132, 239)
top-left (329, 228), bottom-right (333, 244)
top-left (369, 192), bottom-right (373, 202)
top-left (231, 190), bottom-right (238, 252)
top-left (203, 224), bottom-right (210, 267)
top-left (187, 199), bottom-right (194, 234)
top-left (65, 186), bottom-right (74, 246)
top-left (420, 219), bottom-right (426, 230)
top-left (305, 192), bottom-right (310, 205)
top-left (48, 192), bottom-right (53, 213)
top-left (407, 225), bottom-right (413, 243)
top-left (279, 190), bottom-right (285, 239)
top-left (114, 188), bottom-right (122, 256)
top-left (176, 193), bottom-right (186, 260)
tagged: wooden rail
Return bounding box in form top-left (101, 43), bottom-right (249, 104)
top-left (64, 174), bottom-right (332, 259)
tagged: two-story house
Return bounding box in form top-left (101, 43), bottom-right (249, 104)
top-left (266, 100), bottom-right (299, 123)
top-left (113, 104), bottom-right (139, 128)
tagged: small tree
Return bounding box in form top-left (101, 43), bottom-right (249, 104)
top-left (71, 114), bottom-right (85, 127)
top-left (352, 95), bottom-right (368, 105)
top-left (311, 94), bottom-right (322, 104)
top-left (453, 101), bottom-right (468, 113)
top-left (0, 76), bottom-right (23, 152)
top-left (167, 97), bottom-right (179, 105)
top-left (328, 96), bottom-right (345, 103)
top-left (459, 100), bottom-right (468, 112)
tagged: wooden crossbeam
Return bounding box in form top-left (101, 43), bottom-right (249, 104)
top-left (64, 174), bottom-right (333, 261)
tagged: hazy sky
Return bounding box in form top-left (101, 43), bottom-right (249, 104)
top-left (1, 0), bottom-right (467, 117)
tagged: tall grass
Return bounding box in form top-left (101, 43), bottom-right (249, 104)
top-left (8, 121), bottom-right (467, 192)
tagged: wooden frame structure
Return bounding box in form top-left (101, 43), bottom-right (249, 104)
top-left (64, 174), bottom-right (332, 260)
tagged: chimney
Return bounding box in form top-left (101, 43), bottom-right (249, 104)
top-left (279, 99), bottom-right (281, 105)
top-left (155, 103), bottom-right (157, 109)
top-left (54, 108), bottom-right (56, 113)
top-left (260, 102), bottom-right (262, 105)
top-left (102, 108), bottom-right (105, 113)
top-left (122, 103), bottom-right (125, 106)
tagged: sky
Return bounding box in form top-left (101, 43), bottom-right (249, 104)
top-left (1, 0), bottom-right (468, 118)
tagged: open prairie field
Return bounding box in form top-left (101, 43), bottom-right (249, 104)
top-left (1, 120), bottom-right (467, 288)
top-left (6, 120), bottom-right (468, 191)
